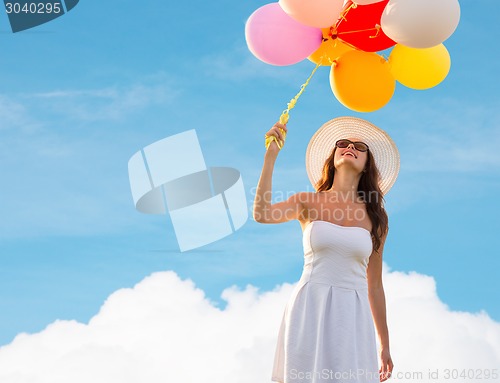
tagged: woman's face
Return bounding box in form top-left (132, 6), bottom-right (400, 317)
top-left (332, 137), bottom-right (369, 174)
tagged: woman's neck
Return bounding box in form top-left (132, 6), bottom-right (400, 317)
top-left (327, 169), bottom-right (362, 203)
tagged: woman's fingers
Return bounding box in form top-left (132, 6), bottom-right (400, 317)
top-left (276, 129), bottom-right (284, 142)
top-left (275, 122), bottom-right (287, 131)
top-left (264, 122), bottom-right (287, 152)
top-left (265, 123), bottom-right (287, 141)
top-left (276, 122), bottom-right (287, 132)
top-left (274, 123), bottom-right (287, 141)
top-left (379, 358), bottom-right (394, 381)
top-left (387, 358), bottom-right (394, 379)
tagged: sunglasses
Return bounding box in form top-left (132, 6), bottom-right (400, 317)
top-left (335, 139), bottom-right (369, 152)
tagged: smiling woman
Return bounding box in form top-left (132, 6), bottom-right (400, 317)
top-left (253, 116), bottom-right (400, 383)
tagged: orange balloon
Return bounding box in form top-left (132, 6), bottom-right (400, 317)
top-left (308, 37), bottom-right (353, 66)
top-left (330, 50), bottom-right (395, 112)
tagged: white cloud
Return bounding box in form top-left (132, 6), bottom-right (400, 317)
top-left (376, 97), bottom-right (500, 214)
top-left (27, 76), bottom-right (179, 121)
top-left (0, 74), bottom-right (182, 239)
top-left (200, 43), bottom-right (307, 84)
top-left (0, 126), bottom-right (141, 239)
top-left (390, 98), bottom-right (500, 173)
top-left (0, 96), bottom-right (43, 133)
top-left (0, 267), bottom-right (499, 383)
top-left (383, 266), bottom-right (500, 381)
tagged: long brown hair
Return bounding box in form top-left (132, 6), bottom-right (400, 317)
top-left (315, 146), bottom-right (388, 254)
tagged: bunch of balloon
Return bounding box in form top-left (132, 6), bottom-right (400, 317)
top-left (382, 0), bottom-right (459, 91)
top-left (245, 0), bottom-right (460, 113)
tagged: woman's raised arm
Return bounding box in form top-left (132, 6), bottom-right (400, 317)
top-left (253, 122), bottom-right (305, 224)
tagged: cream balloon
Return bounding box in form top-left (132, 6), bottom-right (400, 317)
top-left (353, 0), bottom-right (385, 4)
top-left (381, 0), bottom-right (460, 48)
top-left (279, 0), bottom-right (344, 28)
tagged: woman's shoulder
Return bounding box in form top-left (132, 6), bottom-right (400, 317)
top-left (288, 191), bottom-right (320, 204)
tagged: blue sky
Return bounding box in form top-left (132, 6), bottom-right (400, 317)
top-left (0, 0), bottom-right (498, 348)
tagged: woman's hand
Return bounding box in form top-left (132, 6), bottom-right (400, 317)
top-left (379, 348), bottom-right (394, 381)
top-left (265, 122), bottom-right (287, 155)
top-left (254, 121), bottom-right (304, 224)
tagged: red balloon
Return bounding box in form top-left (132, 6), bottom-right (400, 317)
top-left (336, 0), bottom-right (396, 52)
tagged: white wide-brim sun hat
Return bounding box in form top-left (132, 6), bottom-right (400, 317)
top-left (305, 116), bottom-right (400, 195)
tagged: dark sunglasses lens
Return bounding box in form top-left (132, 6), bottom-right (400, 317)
top-left (336, 140), bottom-right (350, 148)
top-left (355, 143), bottom-right (368, 152)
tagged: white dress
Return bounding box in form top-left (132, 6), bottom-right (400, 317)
top-left (271, 220), bottom-right (380, 383)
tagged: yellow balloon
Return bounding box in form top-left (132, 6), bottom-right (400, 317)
top-left (389, 44), bottom-right (451, 90)
top-left (308, 37), bottom-right (353, 66)
top-left (330, 50), bottom-right (395, 113)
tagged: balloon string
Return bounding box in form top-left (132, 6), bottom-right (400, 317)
top-left (337, 1), bottom-right (357, 25)
top-left (279, 56), bottom-right (323, 125)
top-left (337, 25), bottom-right (380, 38)
top-left (334, 1), bottom-right (382, 39)
top-left (265, 57), bottom-right (324, 150)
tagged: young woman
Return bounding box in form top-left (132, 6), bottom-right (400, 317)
top-left (253, 117), bottom-right (398, 382)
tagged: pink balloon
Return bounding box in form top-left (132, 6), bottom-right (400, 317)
top-left (245, 3), bottom-right (322, 66)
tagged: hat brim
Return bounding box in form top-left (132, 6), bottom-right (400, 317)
top-left (305, 117), bottom-right (400, 196)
